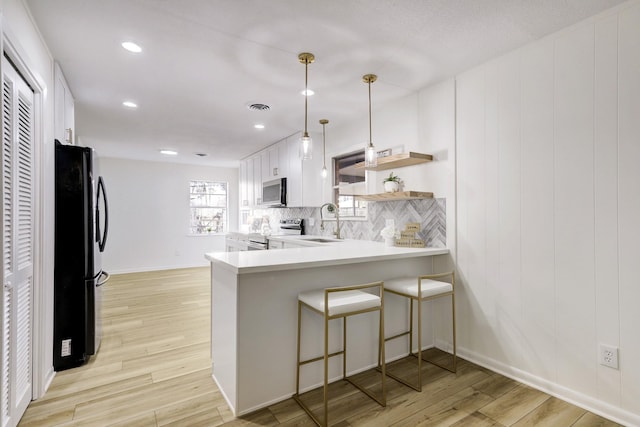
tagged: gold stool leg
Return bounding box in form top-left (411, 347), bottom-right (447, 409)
top-left (379, 293), bottom-right (386, 404)
top-left (451, 290), bottom-right (457, 372)
top-left (416, 295), bottom-right (422, 392)
top-left (343, 317), bottom-right (347, 379)
top-left (296, 300), bottom-right (302, 395)
top-left (323, 311), bottom-right (329, 427)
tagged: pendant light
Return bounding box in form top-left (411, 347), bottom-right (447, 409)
top-left (320, 119), bottom-right (329, 178)
top-left (299, 52), bottom-right (315, 160)
top-left (363, 74), bottom-right (378, 168)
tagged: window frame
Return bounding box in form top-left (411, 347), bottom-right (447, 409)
top-left (188, 180), bottom-right (228, 235)
top-left (332, 150), bottom-right (368, 220)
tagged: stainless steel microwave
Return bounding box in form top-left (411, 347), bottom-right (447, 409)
top-left (262, 177), bottom-right (287, 207)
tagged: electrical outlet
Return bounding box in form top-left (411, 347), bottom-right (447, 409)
top-left (61, 339), bottom-right (71, 357)
top-left (599, 344), bottom-right (619, 369)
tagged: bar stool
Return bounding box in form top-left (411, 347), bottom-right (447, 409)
top-left (293, 281), bottom-right (386, 427)
top-left (384, 271), bottom-right (456, 392)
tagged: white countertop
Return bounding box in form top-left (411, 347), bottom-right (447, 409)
top-left (205, 238), bottom-right (449, 274)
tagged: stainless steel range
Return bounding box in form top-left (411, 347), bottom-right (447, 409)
top-left (278, 218), bottom-right (305, 236)
top-left (225, 218), bottom-right (305, 252)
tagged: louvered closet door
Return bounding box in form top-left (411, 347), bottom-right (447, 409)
top-left (1, 56), bottom-right (34, 427)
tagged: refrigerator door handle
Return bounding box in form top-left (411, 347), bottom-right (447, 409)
top-left (97, 176), bottom-right (109, 252)
top-left (96, 271), bottom-right (110, 287)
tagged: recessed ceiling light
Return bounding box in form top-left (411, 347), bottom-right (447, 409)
top-left (301, 89), bottom-right (314, 96)
top-left (121, 41), bottom-right (142, 53)
top-left (122, 101), bottom-right (137, 108)
top-left (254, 124), bottom-right (265, 129)
top-left (159, 149), bottom-right (178, 156)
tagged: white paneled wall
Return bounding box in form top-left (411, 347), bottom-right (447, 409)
top-left (455, 2), bottom-right (640, 424)
top-left (618, 3), bottom-right (640, 413)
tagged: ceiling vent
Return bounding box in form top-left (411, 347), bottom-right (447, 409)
top-left (247, 103), bottom-right (270, 111)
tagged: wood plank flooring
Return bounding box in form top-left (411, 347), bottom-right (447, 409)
top-left (19, 268), bottom-right (622, 426)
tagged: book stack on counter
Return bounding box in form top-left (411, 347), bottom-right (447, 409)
top-left (394, 223), bottom-right (425, 248)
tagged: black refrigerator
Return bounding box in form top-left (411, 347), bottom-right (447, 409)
top-left (54, 141), bottom-right (110, 371)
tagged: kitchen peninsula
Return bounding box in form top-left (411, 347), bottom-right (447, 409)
top-left (205, 240), bottom-right (449, 415)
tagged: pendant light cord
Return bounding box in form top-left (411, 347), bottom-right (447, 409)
top-left (368, 79), bottom-right (372, 147)
top-left (322, 123), bottom-right (326, 165)
top-left (304, 61), bottom-right (309, 137)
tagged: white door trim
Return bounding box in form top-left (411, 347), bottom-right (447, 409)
top-left (1, 16), bottom-right (53, 400)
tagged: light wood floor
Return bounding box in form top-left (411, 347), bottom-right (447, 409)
top-left (19, 267), bottom-right (622, 426)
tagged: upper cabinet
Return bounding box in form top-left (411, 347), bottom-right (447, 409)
top-left (287, 132), bottom-right (323, 207)
top-left (240, 132), bottom-right (323, 209)
top-left (239, 161), bottom-right (249, 208)
top-left (261, 141), bottom-right (289, 182)
top-left (54, 62), bottom-right (75, 144)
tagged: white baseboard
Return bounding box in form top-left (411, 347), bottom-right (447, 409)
top-left (106, 262), bottom-right (209, 275)
top-left (458, 347), bottom-right (640, 427)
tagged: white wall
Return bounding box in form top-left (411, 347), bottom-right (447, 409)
top-left (100, 157), bottom-right (238, 273)
top-left (456, 2), bottom-right (640, 424)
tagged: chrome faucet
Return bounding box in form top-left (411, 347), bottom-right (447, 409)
top-left (320, 202), bottom-right (341, 239)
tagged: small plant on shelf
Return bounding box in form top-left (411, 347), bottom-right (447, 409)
top-left (383, 172), bottom-right (401, 193)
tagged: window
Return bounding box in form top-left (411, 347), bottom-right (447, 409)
top-left (189, 180), bottom-right (227, 234)
top-left (333, 151), bottom-right (368, 219)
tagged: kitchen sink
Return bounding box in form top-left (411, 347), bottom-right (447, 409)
top-left (303, 238), bottom-right (343, 243)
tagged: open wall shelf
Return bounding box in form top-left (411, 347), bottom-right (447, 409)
top-left (357, 191), bottom-right (433, 201)
top-left (355, 152), bottom-right (433, 171)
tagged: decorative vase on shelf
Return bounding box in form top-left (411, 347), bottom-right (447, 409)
top-left (383, 172), bottom-right (401, 193)
top-left (384, 237), bottom-right (395, 247)
top-left (383, 181), bottom-right (399, 193)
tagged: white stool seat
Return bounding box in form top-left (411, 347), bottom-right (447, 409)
top-left (299, 289), bottom-right (381, 317)
top-left (385, 277), bottom-right (453, 299)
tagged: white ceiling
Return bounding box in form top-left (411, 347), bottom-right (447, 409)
top-left (25, 0), bottom-right (626, 167)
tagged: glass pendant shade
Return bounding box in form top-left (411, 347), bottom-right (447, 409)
top-left (300, 133), bottom-right (313, 160)
top-left (321, 165), bottom-right (328, 179)
top-left (365, 143), bottom-right (377, 168)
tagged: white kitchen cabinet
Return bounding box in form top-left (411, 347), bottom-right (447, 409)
top-left (251, 154), bottom-right (262, 205)
top-left (240, 131), bottom-right (323, 209)
top-left (274, 140), bottom-right (290, 179)
top-left (286, 134), bottom-right (303, 207)
top-left (287, 131), bottom-right (323, 207)
top-left (260, 150), bottom-right (270, 182)
top-left (239, 160), bottom-right (249, 208)
top-left (54, 62), bottom-right (75, 144)
top-left (261, 141), bottom-right (289, 182)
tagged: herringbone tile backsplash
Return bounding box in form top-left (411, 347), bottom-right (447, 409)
top-left (262, 198), bottom-right (446, 247)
